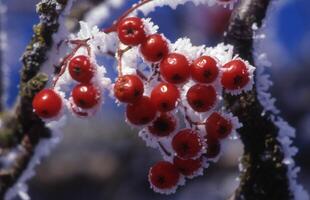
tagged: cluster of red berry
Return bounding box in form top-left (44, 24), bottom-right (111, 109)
top-left (32, 54), bottom-right (101, 118)
top-left (32, 14), bottom-right (252, 195)
top-left (113, 17), bottom-right (250, 193)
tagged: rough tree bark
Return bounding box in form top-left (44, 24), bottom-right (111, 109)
top-left (0, 0), bottom-right (69, 197)
top-left (224, 0), bottom-right (293, 199)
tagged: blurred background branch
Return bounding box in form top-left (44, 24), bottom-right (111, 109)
top-left (224, 0), bottom-right (292, 199)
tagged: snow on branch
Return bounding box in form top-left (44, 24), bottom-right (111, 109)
top-left (224, 0), bottom-right (308, 199)
top-left (0, 0), bottom-right (74, 199)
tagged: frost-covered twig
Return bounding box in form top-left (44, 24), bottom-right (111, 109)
top-left (0, 0), bottom-right (72, 199)
top-left (224, 0), bottom-right (308, 199)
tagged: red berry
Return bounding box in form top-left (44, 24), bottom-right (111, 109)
top-left (149, 161), bottom-right (180, 190)
top-left (190, 56), bottom-right (219, 83)
top-left (72, 84), bottom-right (100, 109)
top-left (160, 53), bottom-right (190, 84)
top-left (205, 112), bottom-right (232, 139)
top-left (114, 75), bottom-right (144, 103)
top-left (221, 59), bottom-right (250, 90)
top-left (186, 84), bottom-right (216, 112)
top-left (126, 96), bottom-right (156, 125)
top-left (173, 157), bottom-right (202, 176)
top-left (150, 82), bottom-right (179, 112)
top-left (32, 89), bottom-right (62, 118)
top-left (148, 113), bottom-right (176, 137)
top-left (140, 34), bottom-right (169, 62)
top-left (205, 134), bottom-right (221, 159)
top-left (68, 55), bottom-right (94, 83)
top-left (117, 17), bottom-right (146, 46)
top-left (172, 129), bottom-right (203, 159)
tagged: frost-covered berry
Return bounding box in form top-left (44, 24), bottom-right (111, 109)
top-left (126, 96), bottom-right (156, 125)
top-left (205, 112), bottom-right (232, 139)
top-left (160, 53), bottom-right (190, 84)
top-left (114, 75), bottom-right (144, 104)
top-left (186, 84), bottom-right (216, 112)
top-left (205, 134), bottom-right (221, 159)
top-left (32, 89), bottom-right (62, 118)
top-left (173, 156), bottom-right (202, 177)
top-left (151, 82), bottom-right (179, 112)
top-left (140, 34), bottom-right (169, 62)
top-left (72, 84), bottom-right (100, 109)
top-left (190, 56), bottom-right (219, 84)
top-left (148, 113), bottom-right (176, 137)
top-left (149, 161), bottom-right (180, 191)
top-left (221, 59), bottom-right (250, 90)
top-left (117, 17), bottom-right (146, 46)
top-left (68, 55), bottom-right (94, 83)
top-left (172, 129), bottom-right (203, 159)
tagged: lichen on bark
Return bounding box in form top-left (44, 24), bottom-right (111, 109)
top-left (0, 0), bottom-right (69, 198)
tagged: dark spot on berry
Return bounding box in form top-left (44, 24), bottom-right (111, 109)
top-left (78, 99), bottom-right (86, 107)
top-left (157, 176), bottom-right (165, 185)
top-left (140, 117), bottom-right (150, 124)
top-left (203, 70), bottom-right (212, 78)
top-left (233, 75), bottom-right (243, 86)
top-left (73, 66), bottom-right (81, 75)
top-left (218, 125), bottom-right (228, 136)
top-left (126, 28), bottom-right (134, 35)
top-left (41, 110), bottom-right (49, 116)
top-left (157, 52), bottom-right (163, 59)
top-left (134, 89), bottom-right (141, 97)
top-left (181, 142), bottom-right (189, 153)
top-left (172, 74), bottom-right (182, 81)
top-left (160, 102), bottom-right (169, 110)
top-left (193, 100), bottom-right (204, 108)
top-left (154, 119), bottom-right (169, 132)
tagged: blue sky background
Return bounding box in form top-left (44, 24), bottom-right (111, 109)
top-left (2, 1), bottom-right (310, 200)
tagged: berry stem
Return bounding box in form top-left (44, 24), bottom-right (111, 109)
top-left (103, 0), bottom-right (154, 34)
top-left (158, 141), bottom-right (172, 157)
top-left (116, 46), bottom-right (132, 77)
top-left (136, 69), bottom-right (148, 81)
top-left (182, 105), bottom-right (204, 128)
top-left (52, 38), bottom-right (90, 88)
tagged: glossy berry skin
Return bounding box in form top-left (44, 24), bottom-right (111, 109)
top-left (221, 60), bottom-right (250, 90)
top-left (172, 129), bottom-right (202, 159)
top-left (205, 134), bottom-right (221, 159)
top-left (173, 157), bottom-right (202, 176)
top-left (72, 84), bottom-right (100, 109)
top-left (32, 89), bottom-right (62, 118)
top-left (140, 34), bottom-right (169, 62)
top-left (126, 96), bottom-right (156, 125)
top-left (160, 53), bottom-right (190, 84)
top-left (205, 112), bottom-right (232, 139)
top-left (148, 113), bottom-right (176, 137)
top-left (190, 56), bottom-right (219, 84)
top-left (114, 75), bottom-right (144, 104)
top-left (117, 17), bottom-right (146, 46)
top-left (186, 84), bottom-right (216, 112)
top-left (68, 55), bottom-right (94, 83)
top-left (151, 82), bottom-right (179, 112)
top-left (149, 161), bottom-right (180, 190)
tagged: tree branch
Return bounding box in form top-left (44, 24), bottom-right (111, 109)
top-left (0, 0), bottom-right (69, 198)
top-left (224, 0), bottom-right (293, 199)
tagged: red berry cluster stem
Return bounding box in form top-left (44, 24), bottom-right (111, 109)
top-left (52, 38), bottom-right (91, 88)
